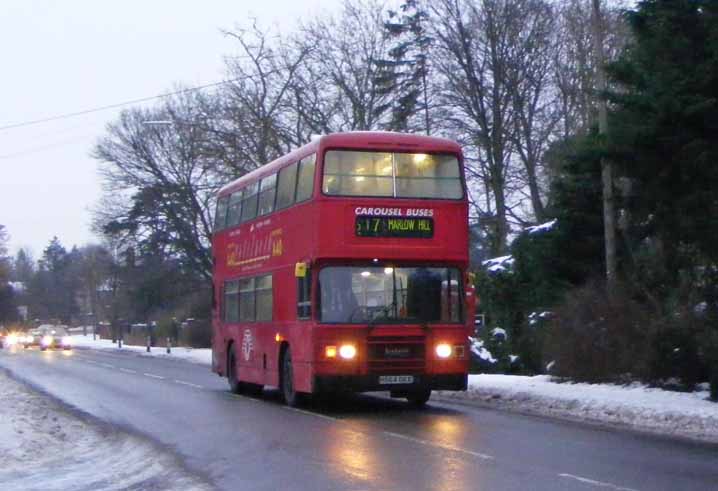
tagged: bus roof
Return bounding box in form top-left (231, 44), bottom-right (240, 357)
top-left (217, 132), bottom-right (462, 198)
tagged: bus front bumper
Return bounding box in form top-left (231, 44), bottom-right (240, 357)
top-left (313, 373), bottom-right (467, 394)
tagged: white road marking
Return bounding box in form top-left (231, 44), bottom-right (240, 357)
top-left (143, 373), bottom-right (165, 380)
top-left (174, 379), bottom-right (203, 389)
top-left (383, 431), bottom-right (494, 461)
top-left (558, 473), bottom-right (640, 491)
top-left (100, 363), bottom-right (115, 369)
top-left (119, 368), bottom-right (137, 374)
top-left (283, 406), bottom-right (338, 422)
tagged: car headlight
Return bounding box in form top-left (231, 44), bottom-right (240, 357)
top-left (62, 336), bottom-right (72, 345)
top-left (6, 334), bottom-right (17, 345)
top-left (339, 344), bottom-right (357, 360)
top-left (41, 335), bottom-right (53, 346)
top-left (435, 343), bottom-right (452, 359)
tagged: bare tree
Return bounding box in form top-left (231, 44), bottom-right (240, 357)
top-left (298, 0), bottom-right (394, 132)
top-left (93, 90), bottom-right (219, 282)
top-left (431, 0), bottom-right (526, 254)
top-left (553, 0), bottom-right (631, 138)
top-left (504, 0), bottom-right (559, 222)
top-left (215, 22), bottom-right (311, 169)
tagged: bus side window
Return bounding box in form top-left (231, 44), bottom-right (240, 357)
top-left (214, 196), bottom-right (229, 231)
top-left (224, 280), bottom-right (240, 323)
top-left (241, 182), bottom-right (259, 223)
top-left (295, 154), bottom-right (316, 203)
top-left (226, 191), bottom-right (243, 228)
top-left (297, 270), bottom-right (312, 319)
top-left (276, 162), bottom-right (298, 210)
top-left (255, 274), bottom-right (273, 321)
top-left (257, 174), bottom-right (277, 216)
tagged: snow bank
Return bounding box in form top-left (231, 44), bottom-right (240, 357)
top-left (438, 374), bottom-right (718, 443)
top-left (0, 372), bottom-right (210, 490)
top-left (69, 335), bottom-right (212, 366)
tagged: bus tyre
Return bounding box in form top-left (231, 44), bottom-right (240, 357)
top-left (407, 389), bottom-right (431, 407)
top-left (227, 344), bottom-right (242, 394)
top-left (281, 347), bottom-right (302, 407)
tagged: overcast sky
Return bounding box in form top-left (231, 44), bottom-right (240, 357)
top-left (0, 0), bottom-right (338, 257)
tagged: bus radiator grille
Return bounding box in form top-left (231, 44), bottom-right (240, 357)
top-left (367, 336), bottom-right (426, 374)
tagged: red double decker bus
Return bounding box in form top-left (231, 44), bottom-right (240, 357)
top-left (211, 132), bottom-right (475, 406)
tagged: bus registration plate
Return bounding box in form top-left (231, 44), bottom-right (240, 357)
top-left (379, 375), bottom-right (414, 385)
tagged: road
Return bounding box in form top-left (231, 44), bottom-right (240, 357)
top-left (1, 346), bottom-right (716, 491)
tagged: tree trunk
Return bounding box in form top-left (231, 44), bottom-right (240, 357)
top-left (592, 0), bottom-right (616, 284)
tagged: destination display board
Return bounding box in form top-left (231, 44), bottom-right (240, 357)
top-left (355, 215), bottom-right (434, 238)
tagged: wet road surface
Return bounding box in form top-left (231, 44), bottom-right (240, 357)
top-left (1, 346), bottom-right (716, 491)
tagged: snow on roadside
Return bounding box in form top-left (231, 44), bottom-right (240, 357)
top-left (69, 335), bottom-right (212, 366)
top-left (438, 374), bottom-right (718, 443)
top-left (0, 371), bottom-right (210, 491)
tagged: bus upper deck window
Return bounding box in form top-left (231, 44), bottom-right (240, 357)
top-left (214, 195), bottom-right (229, 231)
top-left (225, 191), bottom-right (243, 227)
top-left (276, 162), bottom-right (298, 210)
top-left (258, 174), bottom-right (277, 216)
top-left (323, 151), bottom-right (462, 199)
top-left (323, 151), bottom-right (393, 197)
top-left (240, 182), bottom-right (259, 222)
top-left (295, 154), bottom-right (316, 203)
top-left (395, 153), bottom-right (463, 199)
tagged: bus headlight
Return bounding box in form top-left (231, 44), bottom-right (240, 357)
top-left (41, 335), bottom-right (53, 346)
top-left (435, 343), bottom-right (452, 359)
top-left (339, 344), bottom-right (357, 360)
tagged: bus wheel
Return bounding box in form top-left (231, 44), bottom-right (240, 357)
top-left (406, 389), bottom-right (431, 407)
top-left (227, 344), bottom-right (242, 394)
top-left (281, 347), bottom-right (302, 407)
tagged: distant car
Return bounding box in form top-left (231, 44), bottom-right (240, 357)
top-left (1, 330), bottom-right (27, 348)
top-left (23, 328), bottom-right (42, 348)
top-left (38, 326), bottom-right (73, 351)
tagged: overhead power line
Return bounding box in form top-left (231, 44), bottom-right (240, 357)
top-left (0, 79), bottom-right (236, 133)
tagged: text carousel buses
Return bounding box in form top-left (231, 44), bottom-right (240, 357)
top-left (211, 132), bottom-right (475, 406)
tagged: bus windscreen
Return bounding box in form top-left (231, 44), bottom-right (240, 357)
top-left (319, 266), bottom-right (463, 324)
top-left (322, 151), bottom-right (463, 199)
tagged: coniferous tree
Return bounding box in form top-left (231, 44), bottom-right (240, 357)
top-left (375, 0), bottom-right (432, 133)
top-left (0, 225), bottom-right (17, 323)
top-left (607, 0), bottom-right (718, 281)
